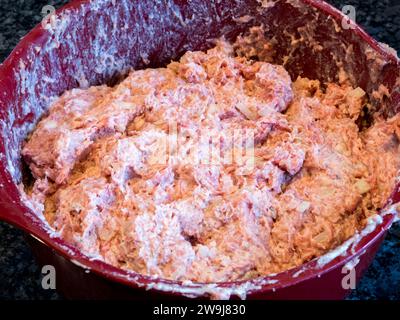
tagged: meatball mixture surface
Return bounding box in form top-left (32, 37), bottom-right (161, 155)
top-left (22, 40), bottom-right (400, 282)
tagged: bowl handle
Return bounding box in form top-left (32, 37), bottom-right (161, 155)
top-left (0, 163), bottom-right (33, 231)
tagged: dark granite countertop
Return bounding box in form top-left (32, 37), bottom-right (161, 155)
top-left (0, 0), bottom-right (399, 300)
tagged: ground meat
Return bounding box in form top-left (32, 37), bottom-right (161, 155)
top-left (22, 39), bottom-right (400, 283)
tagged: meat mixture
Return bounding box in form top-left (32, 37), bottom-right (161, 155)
top-left (22, 38), bottom-right (400, 282)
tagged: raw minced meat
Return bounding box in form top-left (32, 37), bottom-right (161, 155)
top-left (22, 39), bottom-right (400, 282)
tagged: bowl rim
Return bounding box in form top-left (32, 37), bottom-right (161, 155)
top-left (0, 0), bottom-right (399, 298)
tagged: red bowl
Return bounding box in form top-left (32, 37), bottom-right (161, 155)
top-left (0, 0), bottom-right (399, 300)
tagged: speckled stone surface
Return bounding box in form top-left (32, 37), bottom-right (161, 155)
top-left (0, 0), bottom-right (399, 300)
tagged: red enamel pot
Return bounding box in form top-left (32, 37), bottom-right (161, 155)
top-left (0, 0), bottom-right (399, 300)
